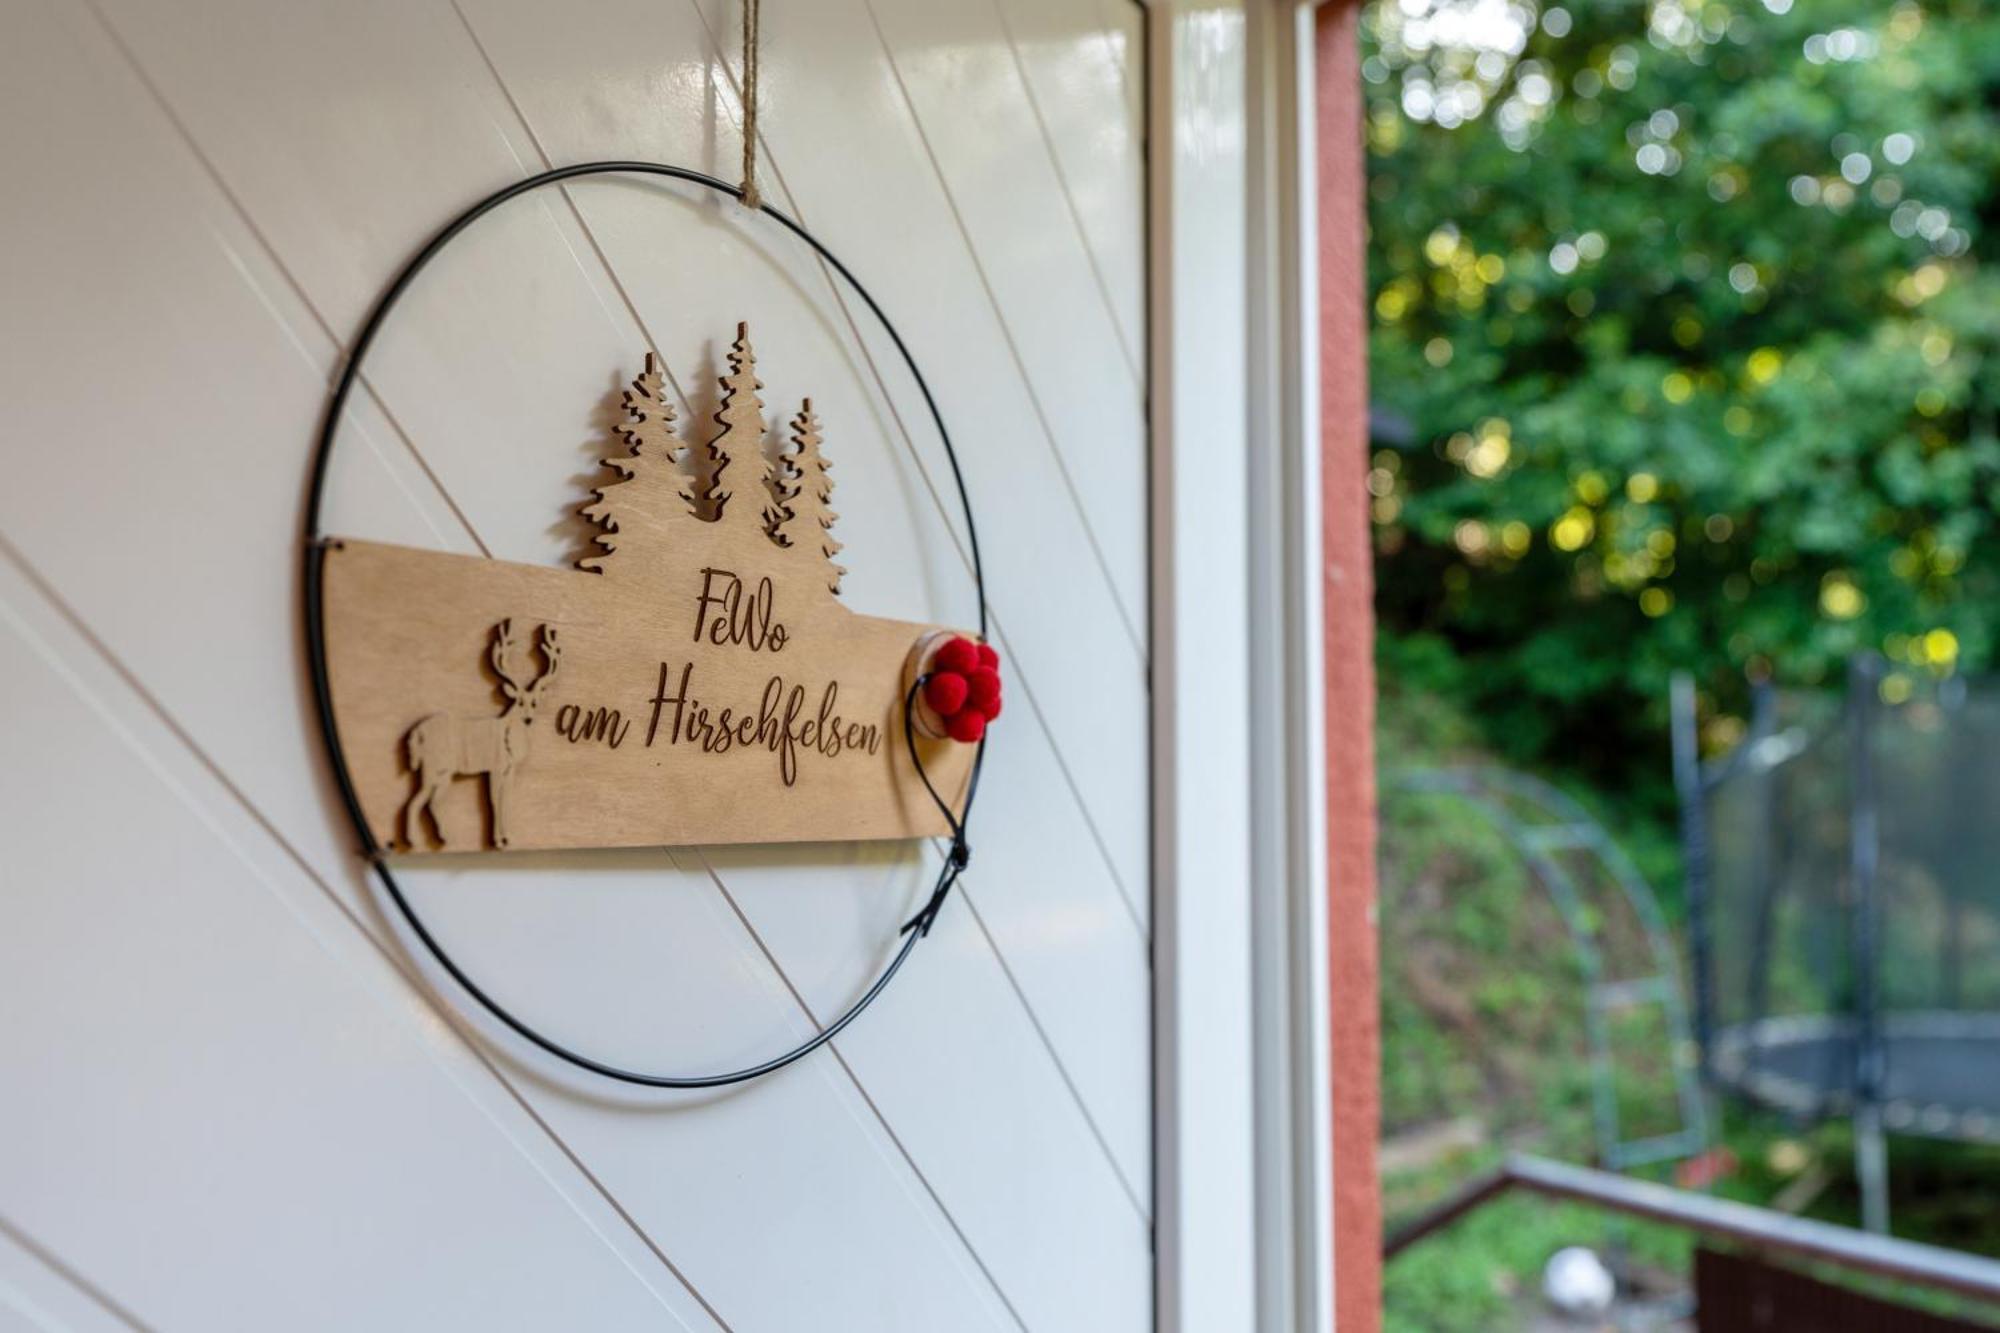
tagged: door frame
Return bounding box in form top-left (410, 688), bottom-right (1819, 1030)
top-left (1146, 3), bottom-right (1335, 1329)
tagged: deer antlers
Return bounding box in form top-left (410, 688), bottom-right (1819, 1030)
top-left (490, 618), bottom-right (562, 711)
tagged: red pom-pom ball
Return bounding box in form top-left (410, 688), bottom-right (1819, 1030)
top-left (934, 636), bottom-right (979, 675)
top-left (976, 642), bottom-right (999, 670)
top-left (964, 666), bottom-right (1002, 715)
top-left (924, 671), bottom-right (969, 716)
top-left (982, 694), bottom-right (1003, 722)
top-left (946, 710), bottom-right (987, 744)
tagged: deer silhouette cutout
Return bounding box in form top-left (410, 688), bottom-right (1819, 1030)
top-left (402, 619), bottom-right (562, 850)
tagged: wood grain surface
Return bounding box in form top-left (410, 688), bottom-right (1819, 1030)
top-left (322, 334), bottom-right (976, 853)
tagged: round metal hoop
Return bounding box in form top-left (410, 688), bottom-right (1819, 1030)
top-left (303, 161), bottom-right (986, 1088)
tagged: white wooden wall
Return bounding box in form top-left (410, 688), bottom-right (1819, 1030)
top-left (0, 0), bottom-right (1156, 1328)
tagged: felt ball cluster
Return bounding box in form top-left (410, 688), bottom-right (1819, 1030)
top-left (924, 636), bottom-right (1002, 743)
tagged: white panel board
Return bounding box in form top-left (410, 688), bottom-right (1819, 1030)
top-left (863, 0), bottom-right (1149, 643)
top-left (702, 843), bottom-right (1153, 1332)
top-left (716, 0), bottom-right (1156, 902)
top-left (0, 0), bottom-right (1158, 1328)
top-left (996, 0), bottom-right (1149, 377)
top-left (0, 563), bottom-right (710, 1333)
top-left (465, 0), bottom-right (1161, 1248)
top-left (0, 5), bottom-right (1047, 1328)
top-left (0, 1222), bottom-right (140, 1333)
top-left (460, 0), bottom-right (1152, 1175)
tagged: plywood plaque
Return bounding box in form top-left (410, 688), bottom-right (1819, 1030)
top-left (322, 325), bottom-right (977, 854)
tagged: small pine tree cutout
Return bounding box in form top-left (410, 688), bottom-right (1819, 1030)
top-left (778, 397), bottom-right (846, 595)
top-left (763, 415), bottom-right (804, 545)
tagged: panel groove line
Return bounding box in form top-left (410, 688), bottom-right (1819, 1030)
top-left (701, 862), bottom-right (1034, 1333)
top-left (1, 13), bottom-right (828, 1320)
top-left (1093, 0), bottom-right (1144, 124)
top-left (452, 0), bottom-right (1148, 950)
top-left (831, 0), bottom-right (1152, 932)
top-left (655, 0), bottom-right (1154, 1216)
top-left (0, 1213), bottom-right (153, 1333)
top-left (16, 12), bottom-right (734, 1322)
top-left (659, 0), bottom-right (1154, 927)
top-left (74, 0), bottom-right (497, 563)
top-left (141, 0), bottom-right (1152, 1304)
top-left (990, 0), bottom-right (1149, 383)
top-left (96, 0), bottom-right (1141, 1246)
top-left (0, 530), bottom-right (727, 1333)
top-left (0, 539), bottom-right (720, 1332)
top-left (855, 0), bottom-right (1145, 660)
top-left (695, 816), bottom-right (1148, 1221)
top-left (11, 5), bottom-right (1160, 1320)
top-left (444, 0), bottom-right (1152, 1214)
top-left (868, 0), bottom-right (1148, 422)
top-left (857, 0), bottom-right (1149, 640)
top-left (452, 0), bottom-right (1153, 1206)
top-left (988, 0), bottom-right (1144, 385)
top-left (443, 0), bottom-right (715, 457)
top-left (676, 0), bottom-right (1154, 908)
top-left (957, 888), bottom-right (1150, 1220)
top-left (3, 428), bottom-right (992, 1323)
top-left (441, 3), bottom-right (1101, 951)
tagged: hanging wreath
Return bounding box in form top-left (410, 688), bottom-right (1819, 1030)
top-left (303, 161), bottom-right (994, 1087)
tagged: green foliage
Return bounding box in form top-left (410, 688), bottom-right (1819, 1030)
top-left (1377, 682), bottom-right (1592, 1138)
top-left (1365, 0), bottom-right (2000, 787)
top-left (1378, 683), bottom-right (1690, 1328)
top-left (1370, 10), bottom-right (2000, 1319)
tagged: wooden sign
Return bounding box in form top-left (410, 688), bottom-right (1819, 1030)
top-left (321, 324), bottom-right (978, 854)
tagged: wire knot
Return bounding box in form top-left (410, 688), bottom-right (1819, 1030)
top-left (901, 846), bottom-right (970, 939)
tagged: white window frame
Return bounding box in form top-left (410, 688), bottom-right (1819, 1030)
top-left (1146, 2), bottom-right (1333, 1329)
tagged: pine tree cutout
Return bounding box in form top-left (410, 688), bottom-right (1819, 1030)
top-left (694, 321), bottom-right (768, 526)
top-left (763, 414), bottom-right (804, 546)
top-left (579, 353), bottom-right (692, 574)
top-left (777, 398), bottom-right (846, 595)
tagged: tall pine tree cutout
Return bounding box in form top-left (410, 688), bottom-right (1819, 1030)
top-left (695, 321), bottom-right (768, 527)
top-left (778, 397), bottom-right (845, 595)
top-left (579, 352), bottom-right (692, 575)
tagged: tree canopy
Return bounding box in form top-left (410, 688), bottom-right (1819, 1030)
top-left (1365, 0), bottom-right (2000, 783)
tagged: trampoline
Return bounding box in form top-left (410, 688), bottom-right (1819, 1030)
top-left (1673, 659), bottom-right (2000, 1228)
top-left (1710, 1011), bottom-right (2000, 1140)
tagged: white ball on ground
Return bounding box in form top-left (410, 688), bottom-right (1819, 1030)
top-left (1543, 1245), bottom-right (1616, 1317)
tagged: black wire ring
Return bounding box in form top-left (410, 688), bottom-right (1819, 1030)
top-left (303, 161), bottom-right (987, 1088)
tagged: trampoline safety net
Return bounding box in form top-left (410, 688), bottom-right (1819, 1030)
top-left (1680, 661), bottom-right (2000, 1142)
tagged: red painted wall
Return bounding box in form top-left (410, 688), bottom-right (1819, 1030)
top-left (1316, 4), bottom-right (1383, 1329)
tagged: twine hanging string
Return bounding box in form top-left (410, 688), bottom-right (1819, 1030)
top-left (739, 0), bottom-right (762, 210)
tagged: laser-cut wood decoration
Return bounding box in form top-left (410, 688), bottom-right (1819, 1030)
top-left (403, 619), bottom-right (563, 850)
top-left (321, 323), bottom-right (978, 854)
